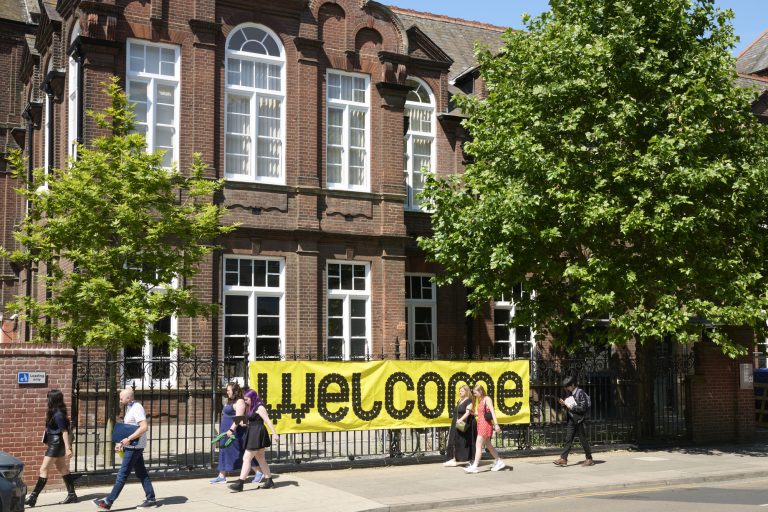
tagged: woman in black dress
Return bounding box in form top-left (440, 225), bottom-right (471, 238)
top-left (444, 384), bottom-right (477, 466)
top-left (228, 389), bottom-right (279, 491)
top-left (25, 389), bottom-right (78, 507)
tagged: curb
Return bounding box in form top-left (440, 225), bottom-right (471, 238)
top-left (361, 468), bottom-right (768, 512)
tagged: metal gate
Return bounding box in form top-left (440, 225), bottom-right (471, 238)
top-left (70, 350), bottom-right (693, 478)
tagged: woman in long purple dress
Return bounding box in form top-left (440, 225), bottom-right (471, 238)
top-left (210, 382), bottom-right (246, 483)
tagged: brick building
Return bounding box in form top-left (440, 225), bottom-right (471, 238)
top-left (0, 1), bottom-right (523, 371)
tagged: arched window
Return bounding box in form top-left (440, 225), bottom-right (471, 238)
top-left (225, 24), bottom-right (285, 183)
top-left (403, 78), bottom-right (435, 210)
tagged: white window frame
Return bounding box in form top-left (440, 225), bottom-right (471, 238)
top-left (493, 284), bottom-right (535, 360)
top-left (326, 70), bottom-right (370, 192)
top-left (403, 77), bottom-right (436, 211)
top-left (326, 260), bottom-right (371, 360)
top-left (67, 24), bottom-right (81, 162)
top-left (126, 39), bottom-right (181, 168)
top-left (222, 256), bottom-right (285, 384)
top-left (224, 23), bottom-right (286, 184)
top-left (405, 273), bottom-right (437, 359)
top-left (122, 278), bottom-right (179, 387)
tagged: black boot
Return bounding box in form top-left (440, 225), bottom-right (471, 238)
top-left (261, 477), bottom-right (275, 489)
top-left (62, 474), bottom-right (78, 504)
top-left (25, 477), bottom-right (47, 507)
top-left (228, 479), bottom-right (244, 492)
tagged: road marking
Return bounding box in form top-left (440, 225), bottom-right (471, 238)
top-left (633, 456), bottom-right (670, 461)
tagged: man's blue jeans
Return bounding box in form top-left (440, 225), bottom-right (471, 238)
top-left (106, 448), bottom-right (155, 504)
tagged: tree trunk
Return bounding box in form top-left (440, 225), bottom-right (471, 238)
top-left (637, 339), bottom-right (657, 442)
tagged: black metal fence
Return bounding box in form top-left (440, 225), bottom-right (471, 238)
top-left (70, 349), bottom-right (693, 478)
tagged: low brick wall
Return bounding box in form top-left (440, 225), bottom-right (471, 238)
top-left (690, 332), bottom-right (755, 444)
top-left (0, 344), bottom-right (75, 491)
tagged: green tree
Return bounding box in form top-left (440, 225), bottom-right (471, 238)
top-left (1, 78), bottom-right (233, 352)
top-left (419, 0), bottom-right (768, 426)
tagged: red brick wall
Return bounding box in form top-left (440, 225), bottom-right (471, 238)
top-left (690, 331), bottom-right (756, 444)
top-left (0, 344), bottom-right (75, 491)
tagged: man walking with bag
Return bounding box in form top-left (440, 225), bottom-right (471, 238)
top-left (553, 376), bottom-right (594, 467)
top-left (94, 388), bottom-right (158, 509)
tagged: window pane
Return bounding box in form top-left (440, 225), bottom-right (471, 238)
top-left (225, 295), bottom-right (248, 314)
top-left (328, 298), bottom-right (343, 317)
top-left (414, 341), bottom-right (432, 359)
top-left (495, 308), bottom-right (510, 325)
top-left (351, 299), bottom-right (366, 317)
top-left (341, 264), bottom-right (352, 290)
top-left (350, 338), bottom-right (366, 359)
top-left (146, 45), bottom-right (160, 74)
top-left (327, 338), bottom-right (343, 359)
top-left (414, 306), bottom-right (431, 324)
top-left (237, 259), bottom-right (251, 286)
top-left (256, 338), bottom-right (280, 358)
top-left (253, 260), bottom-right (266, 287)
top-left (495, 326), bottom-right (510, 342)
top-left (328, 317), bottom-right (343, 337)
top-left (351, 318), bottom-right (366, 337)
top-left (515, 326), bottom-right (531, 341)
top-left (225, 315), bottom-right (248, 336)
top-left (515, 342), bottom-right (532, 359)
top-left (415, 324), bottom-right (432, 341)
top-left (495, 341), bottom-right (511, 359)
top-left (257, 296), bottom-right (279, 316)
top-left (257, 316), bottom-right (279, 336)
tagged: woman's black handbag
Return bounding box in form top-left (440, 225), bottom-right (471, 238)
top-left (484, 409), bottom-right (493, 422)
top-left (41, 432), bottom-right (48, 444)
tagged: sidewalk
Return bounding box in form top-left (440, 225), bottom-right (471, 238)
top-left (30, 445), bottom-right (768, 511)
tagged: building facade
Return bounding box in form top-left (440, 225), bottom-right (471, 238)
top-left (0, 0), bottom-right (523, 369)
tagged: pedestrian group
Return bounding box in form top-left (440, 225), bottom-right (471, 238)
top-left (27, 376), bottom-right (592, 507)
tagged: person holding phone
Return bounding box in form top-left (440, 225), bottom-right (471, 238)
top-left (465, 384), bottom-right (506, 473)
top-left (25, 389), bottom-right (77, 507)
top-left (228, 390), bottom-right (280, 491)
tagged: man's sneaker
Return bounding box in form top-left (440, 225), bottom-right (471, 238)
top-left (250, 471), bottom-right (264, 483)
top-left (443, 459), bottom-right (458, 467)
top-left (553, 458), bottom-right (568, 467)
top-left (93, 498), bottom-right (111, 510)
top-left (464, 464), bottom-right (479, 474)
top-left (491, 459), bottom-right (506, 472)
top-left (209, 475), bottom-right (226, 484)
top-left (582, 459), bottom-right (595, 467)
top-left (136, 499), bottom-right (159, 509)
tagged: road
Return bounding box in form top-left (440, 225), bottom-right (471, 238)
top-left (444, 477), bottom-right (768, 511)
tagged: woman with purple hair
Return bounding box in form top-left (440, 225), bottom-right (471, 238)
top-left (228, 390), bottom-right (279, 491)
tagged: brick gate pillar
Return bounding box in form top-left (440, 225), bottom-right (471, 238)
top-left (0, 344), bottom-right (75, 490)
top-left (690, 329), bottom-right (755, 444)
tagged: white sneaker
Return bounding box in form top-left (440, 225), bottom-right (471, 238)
top-left (250, 471), bottom-right (264, 483)
top-left (491, 459), bottom-right (506, 472)
top-left (443, 459), bottom-right (457, 467)
top-left (464, 464), bottom-right (479, 474)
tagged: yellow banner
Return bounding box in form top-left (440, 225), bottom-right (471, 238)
top-left (248, 360), bottom-right (529, 433)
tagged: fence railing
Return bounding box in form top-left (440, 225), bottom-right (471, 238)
top-left (70, 350), bottom-right (693, 477)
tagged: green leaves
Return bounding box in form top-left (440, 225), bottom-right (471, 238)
top-left (419, 0), bottom-right (768, 355)
top-left (2, 79), bottom-right (234, 351)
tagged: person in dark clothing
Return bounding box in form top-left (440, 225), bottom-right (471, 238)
top-left (444, 384), bottom-right (476, 466)
top-left (228, 390), bottom-right (280, 491)
top-left (553, 376), bottom-right (594, 467)
top-left (25, 389), bottom-right (78, 507)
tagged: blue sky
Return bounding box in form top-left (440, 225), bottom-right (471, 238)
top-left (387, 0), bottom-right (765, 56)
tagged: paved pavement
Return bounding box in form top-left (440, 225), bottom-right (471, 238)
top-left (30, 445), bottom-right (768, 511)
